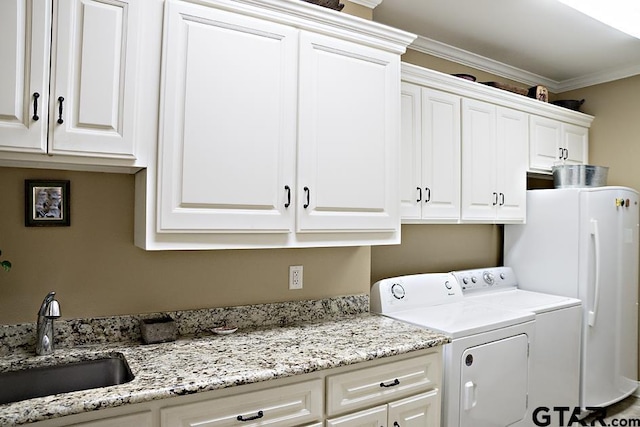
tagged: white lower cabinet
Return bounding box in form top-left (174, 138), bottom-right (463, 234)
top-left (326, 391), bottom-right (440, 427)
top-left (161, 380), bottom-right (323, 427)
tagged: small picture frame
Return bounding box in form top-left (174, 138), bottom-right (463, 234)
top-left (25, 180), bottom-right (71, 227)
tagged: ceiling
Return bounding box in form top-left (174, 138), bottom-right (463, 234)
top-left (372, 0), bottom-right (640, 92)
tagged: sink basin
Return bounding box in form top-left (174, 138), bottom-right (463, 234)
top-left (0, 355), bottom-right (134, 405)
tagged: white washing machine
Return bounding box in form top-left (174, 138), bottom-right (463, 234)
top-left (371, 273), bottom-right (535, 427)
top-left (452, 267), bottom-right (582, 424)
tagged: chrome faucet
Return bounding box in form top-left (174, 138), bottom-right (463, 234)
top-left (36, 291), bottom-right (61, 356)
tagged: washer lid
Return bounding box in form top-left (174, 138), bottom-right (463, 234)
top-left (467, 289), bottom-right (581, 314)
top-left (384, 300), bottom-right (534, 339)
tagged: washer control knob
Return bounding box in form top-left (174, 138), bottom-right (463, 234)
top-left (483, 271), bottom-right (495, 285)
top-left (462, 277), bottom-right (469, 285)
top-left (445, 280), bottom-right (452, 290)
top-left (391, 283), bottom-right (405, 299)
top-left (471, 276), bottom-right (477, 284)
top-left (499, 272), bottom-right (506, 280)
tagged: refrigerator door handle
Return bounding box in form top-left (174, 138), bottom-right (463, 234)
top-left (588, 218), bottom-right (601, 327)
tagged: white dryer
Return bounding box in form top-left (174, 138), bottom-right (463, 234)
top-left (452, 267), bottom-right (582, 423)
top-left (371, 273), bottom-right (535, 427)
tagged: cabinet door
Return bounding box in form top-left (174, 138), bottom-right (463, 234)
top-left (0, 0), bottom-right (50, 153)
top-left (529, 115), bottom-right (562, 171)
top-left (49, 0), bottom-right (140, 158)
top-left (421, 88), bottom-right (461, 222)
top-left (388, 390), bottom-right (440, 427)
top-left (562, 122), bottom-right (588, 165)
top-left (495, 107), bottom-right (527, 222)
top-left (297, 31), bottom-right (399, 233)
top-left (157, 0), bottom-right (298, 233)
top-left (461, 99), bottom-right (497, 221)
top-left (399, 82), bottom-right (422, 220)
top-left (326, 405), bottom-right (388, 427)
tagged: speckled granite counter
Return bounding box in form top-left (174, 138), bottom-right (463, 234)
top-left (0, 296), bottom-right (449, 426)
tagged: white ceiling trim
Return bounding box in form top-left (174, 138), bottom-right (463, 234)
top-left (410, 35), bottom-right (640, 93)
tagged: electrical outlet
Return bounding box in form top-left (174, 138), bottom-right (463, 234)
top-left (289, 265), bottom-right (303, 290)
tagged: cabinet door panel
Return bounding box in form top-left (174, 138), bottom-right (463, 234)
top-left (496, 107), bottom-right (527, 222)
top-left (421, 88), bottom-right (460, 222)
top-left (461, 99), bottom-right (496, 221)
top-left (297, 32), bottom-right (399, 233)
top-left (326, 405), bottom-right (387, 427)
top-left (158, 0), bottom-right (297, 233)
top-left (0, 0), bottom-right (50, 153)
top-left (50, 0), bottom-right (139, 157)
top-left (399, 82), bottom-right (422, 220)
top-left (562, 122), bottom-right (588, 165)
top-left (388, 390), bottom-right (440, 427)
top-left (529, 115), bottom-right (562, 171)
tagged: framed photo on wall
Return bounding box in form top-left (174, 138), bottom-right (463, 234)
top-left (25, 180), bottom-right (71, 227)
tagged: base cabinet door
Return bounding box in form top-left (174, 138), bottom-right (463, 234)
top-left (327, 391), bottom-right (440, 427)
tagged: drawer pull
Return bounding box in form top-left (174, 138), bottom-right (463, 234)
top-left (57, 96), bottom-right (65, 124)
top-left (379, 378), bottom-right (400, 388)
top-left (237, 410), bottom-right (264, 422)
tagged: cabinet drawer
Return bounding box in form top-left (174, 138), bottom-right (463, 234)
top-left (71, 412), bottom-right (152, 427)
top-left (326, 353), bottom-right (441, 416)
top-left (161, 379), bottom-right (323, 427)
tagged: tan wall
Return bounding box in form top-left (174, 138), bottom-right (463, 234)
top-left (0, 167), bottom-right (371, 324)
top-left (559, 75), bottom-right (640, 191)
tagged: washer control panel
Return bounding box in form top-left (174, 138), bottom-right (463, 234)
top-left (370, 272), bottom-right (462, 314)
top-left (451, 267), bottom-right (518, 293)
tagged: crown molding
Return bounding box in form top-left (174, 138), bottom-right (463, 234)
top-left (410, 34), bottom-right (640, 93)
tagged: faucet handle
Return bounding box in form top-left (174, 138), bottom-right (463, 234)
top-left (45, 300), bottom-right (61, 318)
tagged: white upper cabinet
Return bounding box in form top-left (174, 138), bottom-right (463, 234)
top-left (137, 0), bottom-right (415, 250)
top-left (0, 0), bottom-right (162, 172)
top-left (157, 1), bottom-right (298, 234)
top-left (529, 115), bottom-right (589, 172)
top-left (461, 99), bottom-right (528, 223)
top-left (297, 32), bottom-right (399, 234)
top-left (400, 83), bottom-right (460, 223)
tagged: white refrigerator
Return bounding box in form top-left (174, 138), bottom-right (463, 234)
top-left (504, 187), bottom-right (639, 410)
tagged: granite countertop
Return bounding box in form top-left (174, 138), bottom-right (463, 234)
top-left (0, 302), bottom-right (449, 426)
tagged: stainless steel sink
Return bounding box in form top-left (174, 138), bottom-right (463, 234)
top-left (0, 355), bottom-right (134, 405)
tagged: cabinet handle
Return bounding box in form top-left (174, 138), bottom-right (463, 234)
top-left (32, 92), bottom-right (40, 121)
top-left (564, 148), bottom-right (569, 160)
top-left (425, 187), bottom-right (431, 203)
top-left (284, 185), bottom-right (291, 208)
top-left (303, 187), bottom-right (310, 209)
top-left (492, 192), bottom-right (498, 206)
top-left (394, 423), bottom-right (400, 427)
top-left (380, 378), bottom-right (400, 388)
top-left (237, 410), bottom-right (263, 422)
top-left (416, 187), bottom-right (422, 203)
top-left (57, 96), bottom-right (65, 124)
top-left (499, 192), bottom-right (505, 206)
top-left (558, 147), bottom-right (564, 160)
